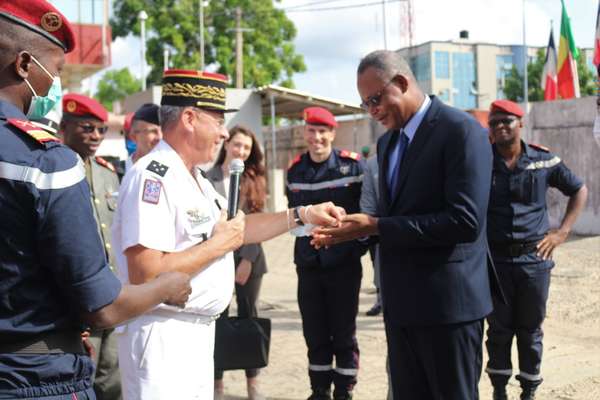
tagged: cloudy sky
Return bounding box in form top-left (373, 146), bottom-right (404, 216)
top-left (85, 0), bottom-right (597, 105)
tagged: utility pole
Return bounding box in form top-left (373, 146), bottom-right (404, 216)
top-left (522, 0), bottom-right (528, 109)
top-left (381, 0), bottom-right (388, 49)
top-left (232, 7), bottom-right (253, 89)
top-left (138, 10), bottom-right (148, 91)
top-left (199, 0), bottom-right (205, 69)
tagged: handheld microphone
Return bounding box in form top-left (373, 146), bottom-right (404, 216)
top-left (227, 158), bottom-right (245, 220)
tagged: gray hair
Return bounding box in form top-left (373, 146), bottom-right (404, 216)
top-left (357, 50), bottom-right (415, 81)
top-left (159, 105), bottom-right (185, 131)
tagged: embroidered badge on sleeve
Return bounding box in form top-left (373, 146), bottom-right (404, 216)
top-left (142, 179), bottom-right (162, 204)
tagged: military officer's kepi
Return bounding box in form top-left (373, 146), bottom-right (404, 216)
top-left (490, 99), bottom-right (524, 118)
top-left (303, 106), bottom-right (338, 128)
top-left (63, 93), bottom-right (108, 122)
top-left (0, 0), bottom-right (76, 53)
top-left (160, 69), bottom-right (238, 113)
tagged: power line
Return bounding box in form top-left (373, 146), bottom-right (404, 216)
top-left (284, 0), bottom-right (405, 13)
top-left (284, 0), bottom-right (360, 11)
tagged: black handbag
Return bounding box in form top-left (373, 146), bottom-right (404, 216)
top-left (214, 316), bottom-right (271, 371)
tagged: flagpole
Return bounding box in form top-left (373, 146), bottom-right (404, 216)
top-left (522, 0), bottom-right (528, 110)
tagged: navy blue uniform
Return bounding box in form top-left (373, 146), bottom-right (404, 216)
top-left (286, 149), bottom-right (365, 397)
top-left (0, 100), bottom-right (122, 398)
top-left (486, 142), bottom-right (583, 387)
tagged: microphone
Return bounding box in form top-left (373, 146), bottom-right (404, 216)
top-left (227, 158), bottom-right (245, 220)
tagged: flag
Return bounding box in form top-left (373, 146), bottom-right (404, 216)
top-left (557, 0), bottom-right (580, 99)
top-left (593, 1), bottom-right (600, 66)
top-left (541, 28), bottom-right (558, 101)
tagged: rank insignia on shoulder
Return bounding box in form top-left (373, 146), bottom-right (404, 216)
top-left (146, 160), bottom-right (169, 177)
top-left (339, 165), bottom-right (350, 175)
top-left (528, 143), bottom-right (550, 152)
top-left (340, 150), bottom-right (361, 160)
top-left (7, 119), bottom-right (60, 144)
top-left (142, 179), bottom-right (162, 204)
top-left (95, 156), bottom-right (116, 173)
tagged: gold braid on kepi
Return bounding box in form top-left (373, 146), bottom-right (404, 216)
top-left (160, 69), bottom-right (238, 113)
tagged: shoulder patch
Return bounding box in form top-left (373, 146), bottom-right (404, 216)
top-left (528, 143), bottom-right (550, 153)
top-left (7, 118), bottom-right (60, 144)
top-left (146, 160), bottom-right (169, 177)
top-left (95, 156), bottom-right (116, 173)
top-left (340, 150), bottom-right (361, 161)
top-left (142, 179), bottom-right (162, 204)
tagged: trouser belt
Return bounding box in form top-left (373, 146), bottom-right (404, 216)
top-left (490, 241), bottom-right (539, 257)
top-left (0, 330), bottom-right (84, 354)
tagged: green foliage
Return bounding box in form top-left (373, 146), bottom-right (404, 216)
top-left (504, 47), bottom-right (596, 102)
top-left (94, 68), bottom-right (141, 111)
top-left (110, 0), bottom-right (306, 88)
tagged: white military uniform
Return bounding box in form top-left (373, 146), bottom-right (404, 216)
top-left (112, 139), bottom-right (234, 400)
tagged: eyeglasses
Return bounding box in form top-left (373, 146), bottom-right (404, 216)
top-left (77, 123), bottom-right (108, 134)
top-left (488, 116), bottom-right (518, 128)
top-left (360, 77), bottom-right (395, 111)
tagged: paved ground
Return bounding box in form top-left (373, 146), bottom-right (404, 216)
top-left (218, 234), bottom-right (600, 400)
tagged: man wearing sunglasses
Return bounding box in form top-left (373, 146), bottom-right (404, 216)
top-left (60, 93), bottom-right (123, 400)
top-left (485, 100), bottom-right (587, 400)
top-left (312, 49), bottom-right (501, 400)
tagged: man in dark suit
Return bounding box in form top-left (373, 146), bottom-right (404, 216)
top-left (312, 50), bottom-right (494, 399)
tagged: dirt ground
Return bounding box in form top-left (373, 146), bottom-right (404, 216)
top-left (218, 234), bottom-right (600, 400)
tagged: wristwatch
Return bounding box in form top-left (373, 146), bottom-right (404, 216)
top-left (293, 206), bottom-right (304, 226)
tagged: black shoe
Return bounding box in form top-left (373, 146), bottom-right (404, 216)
top-left (307, 388), bottom-right (331, 400)
top-left (366, 303), bottom-right (382, 316)
top-left (516, 375), bottom-right (542, 400)
top-left (333, 391), bottom-right (353, 400)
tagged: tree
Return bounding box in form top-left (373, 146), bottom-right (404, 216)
top-left (504, 47), bottom-right (595, 102)
top-left (110, 0), bottom-right (306, 88)
top-left (95, 68), bottom-right (142, 111)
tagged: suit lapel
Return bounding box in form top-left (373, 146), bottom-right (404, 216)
top-left (378, 131), bottom-right (394, 208)
top-left (390, 96), bottom-right (441, 208)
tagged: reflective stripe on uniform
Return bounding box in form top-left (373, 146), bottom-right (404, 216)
top-left (517, 371), bottom-right (542, 381)
top-left (334, 367), bottom-right (358, 376)
top-left (287, 175), bottom-right (363, 191)
top-left (0, 160), bottom-right (85, 190)
top-left (524, 156), bottom-right (561, 170)
top-left (309, 364), bottom-right (333, 371)
top-left (485, 367), bottom-right (513, 376)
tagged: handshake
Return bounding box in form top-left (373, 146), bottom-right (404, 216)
top-left (305, 205), bottom-right (379, 249)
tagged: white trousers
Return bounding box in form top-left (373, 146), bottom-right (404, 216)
top-left (117, 311), bottom-right (216, 400)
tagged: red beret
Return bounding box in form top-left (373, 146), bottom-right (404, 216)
top-left (490, 99), bottom-right (524, 118)
top-left (63, 94), bottom-right (108, 122)
top-left (0, 0), bottom-right (75, 53)
top-left (123, 112), bottom-right (135, 134)
top-left (303, 107), bottom-right (338, 128)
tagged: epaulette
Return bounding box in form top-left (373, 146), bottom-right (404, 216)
top-left (7, 118), bottom-right (60, 144)
top-left (288, 153), bottom-right (302, 169)
top-left (339, 150), bottom-right (361, 161)
top-left (95, 156), bottom-right (116, 173)
top-left (146, 160), bottom-right (169, 177)
top-left (528, 143), bottom-right (550, 153)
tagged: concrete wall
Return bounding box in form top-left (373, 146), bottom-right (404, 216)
top-left (524, 96), bottom-right (600, 235)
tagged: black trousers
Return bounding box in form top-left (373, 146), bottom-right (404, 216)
top-left (297, 262), bottom-right (362, 394)
top-left (386, 319), bottom-right (484, 400)
top-left (485, 262), bottom-right (550, 384)
top-left (215, 274), bottom-right (263, 380)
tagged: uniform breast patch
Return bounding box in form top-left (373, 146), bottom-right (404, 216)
top-left (146, 160), bottom-right (169, 177)
top-left (142, 179), bottom-right (162, 204)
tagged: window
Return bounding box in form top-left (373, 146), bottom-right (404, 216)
top-left (451, 52), bottom-right (476, 109)
top-left (496, 55), bottom-right (513, 99)
top-left (438, 89), bottom-right (450, 102)
top-left (410, 53), bottom-right (431, 83)
top-left (435, 51), bottom-right (450, 79)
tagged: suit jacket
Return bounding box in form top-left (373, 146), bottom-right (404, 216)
top-left (205, 165), bottom-right (267, 277)
top-left (86, 157), bottom-right (119, 272)
top-left (377, 96), bottom-right (493, 327)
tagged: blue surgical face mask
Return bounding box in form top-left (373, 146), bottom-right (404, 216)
top-left (125, 139), bottom-right (137, 155)
top-left (24, 56), bottom-right (62, 120)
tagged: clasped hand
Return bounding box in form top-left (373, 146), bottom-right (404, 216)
top-left (310, 212), bottom-right (378, 249)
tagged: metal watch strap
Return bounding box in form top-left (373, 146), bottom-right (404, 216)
top-left (293, 206), bottom-right (304, 226)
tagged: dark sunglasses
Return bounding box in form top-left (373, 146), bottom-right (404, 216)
top-left (77, 123), bottom-right (108, 134)
top-left (360, 77), bottom-right (395, 111)
top-left (488, 116), bottom-right (519, 128)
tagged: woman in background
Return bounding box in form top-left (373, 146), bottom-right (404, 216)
top-left (207, 125), bottom-right (268, 400)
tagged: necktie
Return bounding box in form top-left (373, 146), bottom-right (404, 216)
top-left (387, 130), bottom-right (409, 196)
